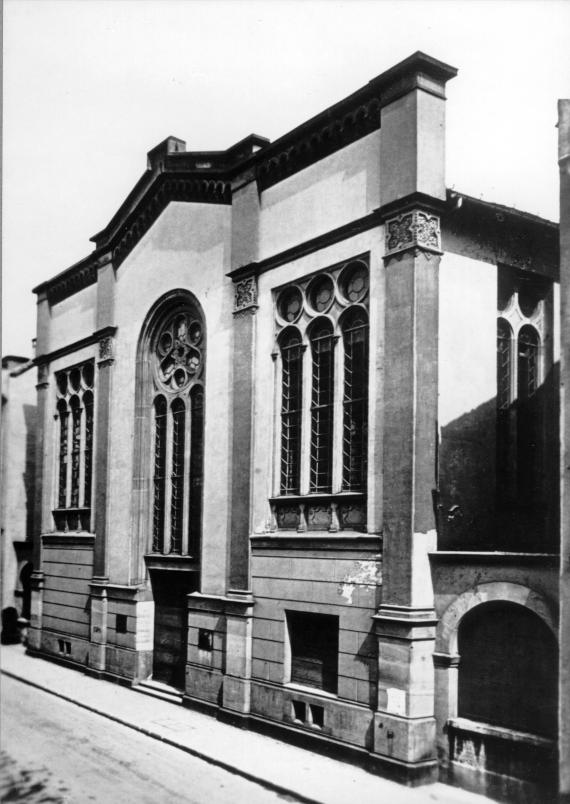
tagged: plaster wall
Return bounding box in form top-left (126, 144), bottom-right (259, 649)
top-left (49, 283), bottom-right (97, 353)
top-left (258, 131), bottom-right (380, 259)
top-left (1, 364), bottom-right (36, 611)
top-left (251, 228), bottom-right (385, 538)
top-left (437, 255), bottom-right (497, 550)
top-left (110, 202), bottom-right (232, 592)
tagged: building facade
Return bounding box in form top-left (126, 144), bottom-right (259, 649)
top-left (1, 355), bottom-right (36, 642)
top-left (26, 53), bottom-right (562, 801)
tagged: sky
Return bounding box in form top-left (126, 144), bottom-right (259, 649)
top-left (3, 0), bottom-right (570, 357)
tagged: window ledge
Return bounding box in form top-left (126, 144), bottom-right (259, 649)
top-left (42, 532), bottom-right (95, 545)
top-left (430, 552), bottom-right (559, 566)
top-left (144, 553), bottom-right (199, 571)
top-left (448, 717), bottom-right (555, 748)
top-left (284, 682), bottom-right (337, 699)
top-left (251, 533), bottom-right (381, 551)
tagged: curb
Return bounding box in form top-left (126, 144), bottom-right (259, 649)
top-left (2, 668), bottom-right (321, 804)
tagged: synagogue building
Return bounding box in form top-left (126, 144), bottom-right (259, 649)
top-left (21, 52), bottom-right (564, 802)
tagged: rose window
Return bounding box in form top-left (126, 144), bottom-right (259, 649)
top-left (155, 313), bottom-right (203, 392)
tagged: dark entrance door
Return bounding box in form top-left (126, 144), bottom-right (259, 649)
top-left (150, 571), bottom-right (196, 689)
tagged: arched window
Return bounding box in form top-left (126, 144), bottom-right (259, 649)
top-left (517, 325), bottom-right (540, 500)
top-left (309, 319), bottom-right (335, 494)
top-left (341, 309), bottom-right (369, 492)
top-left (279, 328), bottom-right (303, 495)
top-left (144, 297), bottom-right (206, 557)
top-left (458, 601), bottom-right (557, 737)
top-left (54, 361), bottom-right (95, 532)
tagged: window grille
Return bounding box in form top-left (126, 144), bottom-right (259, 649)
top-left (280, 330), bottom-right (303, 495)
top-left (342, 310), bottom-right (369, 492)
top-left (189, 386), bottom-right (204, 554)
top-left (83, 391), bottom-right (93, 508)
top-left (152, 396), bottom-right (167, 553)
top-left (517, 325), bottom-right (540, 500)
top-left (170, 399), bottom-right (186, 554)
top-left (57, 400), bottom-right (68, 509)
top-left (309, 321), bottom-right (335, 494)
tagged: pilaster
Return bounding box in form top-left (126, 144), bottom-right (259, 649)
top-left (228, 172), bottom-right (260, 592)
top-left (558, 98), bottom-right (570, 803)
top-left (90, 253), bottom-right (116, 665)
top-left (29, 291), bottom-right (51, 650)
top-left (373, 53), bottom-right (455, 781)
top-left (221, 590), bottom-right (255, 719)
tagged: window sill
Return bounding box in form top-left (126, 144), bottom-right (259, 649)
top-left (285, 682), bottom-right (337, 699)
top-left (144, 553), bottom-right (199, 571)
top-left (269, 492), bottom-right (366, 532)
top-left (251, 533), bottom-right (380, 551)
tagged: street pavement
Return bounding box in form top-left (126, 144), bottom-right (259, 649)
top-left (1, 644), bottom-right (496, 804)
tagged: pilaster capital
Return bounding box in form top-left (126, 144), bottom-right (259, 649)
top-left (98, 334), bottom-right (115, 366)
top-left (384, 209), bottom-right (442, 261)
top-left (233, 274), bottom-right (258, 316)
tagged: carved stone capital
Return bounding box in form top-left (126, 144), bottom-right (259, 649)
top-left (233, 275), bottom-right (258, 315)
top-left (384, 209), bottom-right (441, 259)
top-left (98, 335), bottom-right (115, 365)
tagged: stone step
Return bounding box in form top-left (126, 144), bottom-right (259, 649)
top-left (133, 679), bottom-right (184, 704)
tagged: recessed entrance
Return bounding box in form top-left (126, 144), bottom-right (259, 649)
top-left (150, 570), bottom-right (197, 689)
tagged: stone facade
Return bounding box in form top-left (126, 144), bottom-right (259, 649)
top-left (1, 355), bottom-right (36, 642)
top-left (21, 52), bottom-right (563, 801)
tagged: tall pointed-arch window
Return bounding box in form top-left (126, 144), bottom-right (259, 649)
top-left (517, 325), bottom-right (540, 500)
top-left (54, 361), bottom-right (95, 532)
top-left (309, 319), bottom-right (335, 494)
top-left (149, 305), bottom-right (205, 556)
top-left (341, 309), bottom-right (369, 492)
top-left (279, 328), bottom-right (303, 495)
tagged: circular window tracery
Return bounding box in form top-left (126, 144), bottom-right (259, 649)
top-left (277, 286), bottom-right (303, 323)
top-left (339, 261), bottom-right (368, 303)
top-left (154, 310), bottom-right (204, 393)
top-left (308, 274), bottom-right (334, 313)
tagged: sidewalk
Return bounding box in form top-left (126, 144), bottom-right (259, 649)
top-left (1, 644), bottom-right (494, 804)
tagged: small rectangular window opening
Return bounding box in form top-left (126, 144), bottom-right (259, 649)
top-left (198, 628), bottom-right (214, 652)
top-left (292, 700), bottom-right (306, 723)
top-left (287, 611), bottom-right (339, 694)
top-left (309, 704), bottom-right (324, 728)
top-left (116, 614), bottom-right (128, 634)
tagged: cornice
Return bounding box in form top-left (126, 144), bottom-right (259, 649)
top-left (35, 325), bottom-right (117, 367)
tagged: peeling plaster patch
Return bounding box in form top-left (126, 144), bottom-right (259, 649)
top-left (338, 559), bottom-right (382, 604)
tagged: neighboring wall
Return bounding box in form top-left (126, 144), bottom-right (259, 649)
top-left (1, 358), bottom-right (36, 616)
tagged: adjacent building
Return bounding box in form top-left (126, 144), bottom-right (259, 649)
top-left (1, 354), bottom-right (36, 640)
top-left (24, 53), bottom-right (562, 801)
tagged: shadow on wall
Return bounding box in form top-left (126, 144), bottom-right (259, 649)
top-left (437, 363), bottom-right (559, 552)
top-left (23, 403), bottom-right (37, 542)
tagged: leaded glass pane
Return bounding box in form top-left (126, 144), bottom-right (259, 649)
top-left (310, 321), bottom-right (334, 493)
top-left (189, 386), bottom-right (204, 554)
top-left (70, 397), bottom-right (81, 508)
top-left (152, 396), bottom-right (167, 552)
top-left (342, 310), bottom-right (369, 491)
top-left (83, 391), bottom-right (94, 507)
top-left (280, 330), bottom-right (303, 495)
top-left (170, 399), bottom-right (186, 554)
top-left (57, 400), bottom-right (68, 509)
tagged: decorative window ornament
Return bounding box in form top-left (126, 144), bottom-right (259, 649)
top-left (148, 298), bottom-right (205, 557)
top-left (154, 311), bottom-right (203, 393)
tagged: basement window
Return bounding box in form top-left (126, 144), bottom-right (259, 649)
top-left (198, 628), bottom-right (213, 651)
top-left (287, 611), bottom-right (338, 694)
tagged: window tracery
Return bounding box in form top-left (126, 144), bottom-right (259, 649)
top-left (496, 274), bottom-right (544, 507)
top-left (272, 256), bottom-right (370, 532)
top-left (148, 302), bottom-right (205, 557)
top-left (54, 361), bottom-right (95, 532)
